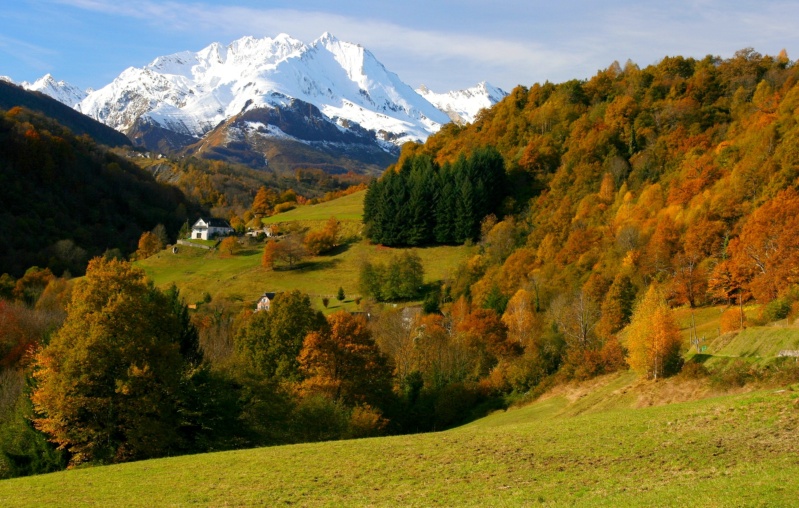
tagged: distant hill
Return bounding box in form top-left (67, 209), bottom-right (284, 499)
top-left (0, 80), bottom-right (130, 148)
top-left (0, 106), bottom-right (198, 277)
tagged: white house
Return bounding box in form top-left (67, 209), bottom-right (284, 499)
top-left (256, 292), bottom-right (277, 312)
top-left (191, 218), bottom-right (234, 240)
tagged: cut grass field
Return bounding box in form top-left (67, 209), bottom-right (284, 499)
top-left (2, 375), bottom-right (797, 507)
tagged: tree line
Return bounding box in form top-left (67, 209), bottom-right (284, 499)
top-left (363, 146), bottom-right (507, 246)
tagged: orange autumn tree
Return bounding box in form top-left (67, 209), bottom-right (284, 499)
top-left (299, 311), bottom-right (393, 409)
top-left (303, 216), bottom-right (340, 255)
top-left (502, 288), bottom-right (538, 347)
top-left (135, 231), bottom-right (163, 259)
top-left (625, 284), bottom-right (683, 379)
top-left (218, 236), bottom-right (238, 256)
top-left (729, 188), bottom-right (799, 302)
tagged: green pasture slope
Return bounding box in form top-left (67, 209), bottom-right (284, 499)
top-left (139, 190), bottom-right (473, 311)
top-left (673, 306), bottom-right (799, 368)
top-left (262, 190), bottom-right (366, 223)
top-left (1, 379), bottom-right (797, 507)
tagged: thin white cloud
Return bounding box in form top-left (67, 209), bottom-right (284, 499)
top-left (0, 35), bottom-right (58, 75)
top-left (49, 0), bottom-right (572, 89)
top-left (46, 0), bottom-right (799, 90)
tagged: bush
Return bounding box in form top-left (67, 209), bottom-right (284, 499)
top-left (711, 359), bottom-right (756, 388)
top-left (761, 297), bottom-right (792, 323)
top-left (288, 395), bottom-right (349, 443)
top-left (347, 404), bottom-right (388, 438)
top-left (680, 360), bottom-right (709, 379)
top-left (433, 383), bottom-right (482, 429)
top-left (273, 202), bottom-right (296, 214)
top-left (720, 307), bottom-right (746, 333)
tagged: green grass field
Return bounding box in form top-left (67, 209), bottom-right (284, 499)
top-left (137, 188), bottom-right (473, 312)
top-left (1, 377), bottom-right (796, 507)
top-left (141, 236), bottom-right (473, 312)
top-left (673, 305), bottom-right (799, 368)
top-left (89, 192), bottom-right (799, 506)
top-left (263, 190), bottom-right (365, 223)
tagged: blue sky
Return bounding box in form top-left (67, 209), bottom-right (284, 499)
top-left (2, 0), bottom-right (798, 92)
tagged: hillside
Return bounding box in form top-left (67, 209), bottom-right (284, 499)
top-left (0, 81), bottom-right (130, 148)
top-left (262, 189), bottom-right (366, 222)
top-left (138, 221), bottom-right (471, 311)
top-left (362, 49), bottom-right (799, 383)
top-left (0, 381), bottom-right (796, 506)
top-left (0, 106), bottom-right (198, 276)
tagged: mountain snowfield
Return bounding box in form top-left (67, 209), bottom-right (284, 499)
top-left (16, 33), bottom-right (504, 148)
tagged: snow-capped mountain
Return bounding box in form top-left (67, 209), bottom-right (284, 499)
top-left (417, 82), bottom-right (507, 125)
top-left (13, 33), bottom-right (506, 173)
top-left (77, 33), bottom-right (450, 148)
top-left (21, 74), bottom-right (88, 108)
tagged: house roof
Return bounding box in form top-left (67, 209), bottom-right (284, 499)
top-left (193, 217), bottom-right (232, 229)
top-left (261, 292), bottom-right (276, 300)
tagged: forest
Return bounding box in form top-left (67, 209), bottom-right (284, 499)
top-left (0, 107), bottom-right (199, 277)
top-left (3, 47), bottom-right (799, 478)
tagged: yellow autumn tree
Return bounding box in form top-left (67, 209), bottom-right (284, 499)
top-left (135, 231), bottom-right (163, 259)
top-left (31, 258), bottom-right (192, 466)
top-left (502, 289), bottom-right (537, 347)
top-left (625, 284), bottom-right (683, 379)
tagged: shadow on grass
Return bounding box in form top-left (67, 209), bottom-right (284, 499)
top-left (297, 258), bottom-right (342, 272)
top-left (323, 242), bottom-right (353, 256)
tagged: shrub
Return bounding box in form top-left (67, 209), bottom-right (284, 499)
top-left (711, 359), bottom-right (756, 388)
top-left (720, 307), bottom-right (746, 333)
top-left (347, 404), bottom-right (388, 438)
top-left (761, 297), bottom-right (792, 323)
top-left (680, 361), bottom-right (709, 379)
top-left (288, 395), bottom-right (349, 443)
top-left (273, 202), bottom-right (296, 214)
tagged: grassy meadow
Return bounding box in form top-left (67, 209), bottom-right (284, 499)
top-left (1, 375), bottom-right (797, 507)
top-left (139, 190), bottom-right (473, 312)
top-left (263, 190), bottom-right (366, 223)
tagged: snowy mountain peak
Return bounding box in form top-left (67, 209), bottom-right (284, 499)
top-left (417, 81), bottom-right (508, 124)
top-left (76, 33), bottom-right (455, 146)
top-left (21, 74), bottom-right (88, 108)
top-left (28, 33), bottom-right (505, 172)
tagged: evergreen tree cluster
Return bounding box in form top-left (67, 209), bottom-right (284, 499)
top-left (363, 147), bottom-right (507, 246)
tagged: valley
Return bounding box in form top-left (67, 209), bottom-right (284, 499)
top-left (2, 22), bottom-right (799, 506)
